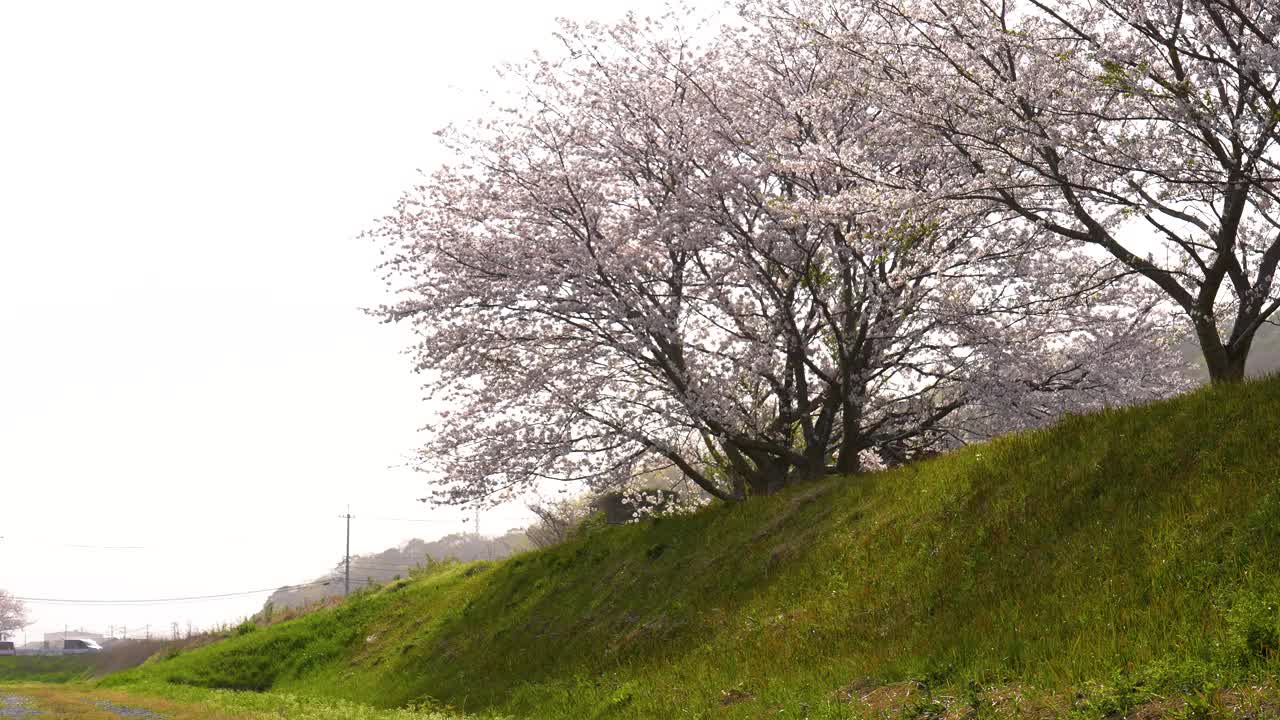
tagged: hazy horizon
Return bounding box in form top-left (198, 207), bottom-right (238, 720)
top-left (0, 0), bottom-right (689, 639)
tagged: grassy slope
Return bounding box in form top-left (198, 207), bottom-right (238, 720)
top-left (105, 376), bottom-right (1280, 718)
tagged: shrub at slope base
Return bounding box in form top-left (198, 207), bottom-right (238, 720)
top-left (105, 376), bottom-right (1280, 718)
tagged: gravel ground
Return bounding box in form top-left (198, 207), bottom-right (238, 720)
top-left (93, 700), bottom-right (165, 719)
top-left (0, 696), bottom-right (41, 718)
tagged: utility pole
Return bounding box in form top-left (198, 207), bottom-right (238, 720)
top-left (340, 507), bottom-right (354, 596)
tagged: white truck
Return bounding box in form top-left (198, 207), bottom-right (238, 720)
top-left (62, 638), bottom-right (103, 654)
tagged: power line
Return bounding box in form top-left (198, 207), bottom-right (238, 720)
top-left (0, 538), bottom-right (147, 550)
top-left (337, 555), bottom-right (436, 565)
top-left (367, 516), bottom-right (458, 524)
top-left (5, 515), bottom-right (490, 612)
top-left (13, 580), bottom-right (337, 606)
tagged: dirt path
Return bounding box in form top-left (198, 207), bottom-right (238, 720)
top-left (91, 700), bottom-right (164, 719)
top-left (0, 695), bottom-right (41, 718)
top-left (2, 687), bottom-right (185, 720)
top-left (0, 684), bottom-right (472, 720)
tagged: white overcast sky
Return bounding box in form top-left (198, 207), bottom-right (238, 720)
top-left (0, 0), bottom-right (711, 640)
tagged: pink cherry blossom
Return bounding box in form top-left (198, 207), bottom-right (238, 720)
top-left (370, 7), bottom-right (1193, 505)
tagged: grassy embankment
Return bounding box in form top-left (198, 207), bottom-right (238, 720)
top-left (99, 375), bottom-right (1280, 718)
top-left (0, 655), bottom-right (96, 683)
top-left (0, 638), bottom-right (218, 684)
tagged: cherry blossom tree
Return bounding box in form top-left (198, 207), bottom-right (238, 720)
top-left (794, 0), bottom-right (1280, 382)
top-left (372, 9), bottom-right (1190, 505)
top-left (0, 589), bottom-right (29, 642)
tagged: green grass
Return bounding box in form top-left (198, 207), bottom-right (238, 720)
top-left (103, 375), bottom-right (1280, 718)
top-left (0, 655), bottom-right (95, 683)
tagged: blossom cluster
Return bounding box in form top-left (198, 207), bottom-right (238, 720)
top-left (370, 2), bottom-right (1224, 505)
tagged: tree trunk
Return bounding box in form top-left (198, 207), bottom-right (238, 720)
top-left (1207, 352), bottom-right (1248, 383)
top-left (1196, 320), bottom-right (1251, 383)
top-left (740, 454), bottom-right (823, 496)
top-left (745, 464), bottom-right (785, 496)
top-left (833, 399), bottom-right (864, 475)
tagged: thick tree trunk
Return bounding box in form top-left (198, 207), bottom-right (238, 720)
top-left (745, 463), bottom-right (786, 496)
top-left (738, 453), bottom-right (823, 497)
top-left (832, 399), bottom-right (864, 475)
top-left (1207, 352), bottom-right (1248, 383)
top-left (1198, 322), bottom-right (1253, 383)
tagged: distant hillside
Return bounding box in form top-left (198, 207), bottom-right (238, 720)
top-left (106, 376), bottom-right (1280, 719)
top-left (263, 531), bottom-right (531, 611)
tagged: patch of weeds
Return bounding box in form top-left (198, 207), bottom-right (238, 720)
top-left (1174, 686), bottom-right (1216, 720)
top-left (904, 696), bottom-right (949, 719)
top-left (600, 683), bottom-right (635, 714)
top-left (964, 680), bottom-right (988, 718)
top-left (1071, 676), bottom-right (1151, 718)
top-left (1223, 591), bottom-right (1280, 664)
top-left (903, 671), bottom-right (952, 719)
top-left (719, 684), bottom-right (754, 707)
top-left (572, 513), bottom-right (609, 540)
